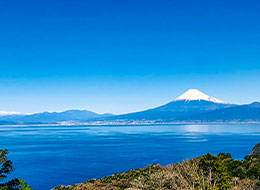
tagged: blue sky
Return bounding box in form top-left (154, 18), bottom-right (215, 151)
top-left (0, 0), bottom-right (260, 114)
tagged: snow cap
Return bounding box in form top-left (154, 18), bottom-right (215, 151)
top-left (175, 89), bottom-right (225, 103)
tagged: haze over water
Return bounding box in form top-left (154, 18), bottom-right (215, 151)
top-left (1, 124), bottom-right (260, 189)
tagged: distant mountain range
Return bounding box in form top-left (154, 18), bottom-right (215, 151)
top-left (0, 110), bottom-right (113, 125)
top-left (0, 89), bottom-right (260, 125)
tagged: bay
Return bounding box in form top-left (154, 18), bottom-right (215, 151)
top-left (1, 124), bottom-right (260, 189)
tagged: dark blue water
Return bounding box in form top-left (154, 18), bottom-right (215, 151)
top-left (1, 124), bottom-right (260, 190)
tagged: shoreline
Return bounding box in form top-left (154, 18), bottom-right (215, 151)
top-left (1, 121), bottom-right (260, 127)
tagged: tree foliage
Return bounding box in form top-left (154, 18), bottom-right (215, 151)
top-left (0, 149), bottom-right (32, 190)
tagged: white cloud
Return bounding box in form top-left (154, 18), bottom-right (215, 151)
top-left (0, 111), bottom-right (22, 116)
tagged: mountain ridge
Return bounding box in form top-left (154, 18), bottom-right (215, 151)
top-left (0, 89), bottom-right (260, 124)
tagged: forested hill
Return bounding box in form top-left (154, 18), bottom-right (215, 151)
top-left (54, 144), bottom-right (260, 190)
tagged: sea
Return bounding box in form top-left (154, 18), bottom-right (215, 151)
top-left (0, 124), bottom-right (260, 189)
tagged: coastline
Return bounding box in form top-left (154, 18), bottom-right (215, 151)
top-left (1, 121), bottom-right (260, 127)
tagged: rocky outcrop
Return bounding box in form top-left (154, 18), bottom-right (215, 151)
top-left (250, 143), bottom-right (260, 156)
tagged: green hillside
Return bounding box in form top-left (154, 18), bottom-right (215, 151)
top-left (54, 152), bottom-right (260, 190)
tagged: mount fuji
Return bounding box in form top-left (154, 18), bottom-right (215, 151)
top-left (106, 89), bottom-right (233, 121)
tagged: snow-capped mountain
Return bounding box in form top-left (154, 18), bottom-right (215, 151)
top-left (175, 89), bottom-right (225, 104)
top-left (106, 89), bottom-right (232, 121)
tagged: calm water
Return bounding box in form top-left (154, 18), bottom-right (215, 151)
top-left (1, 124), bottom-right (260, 190)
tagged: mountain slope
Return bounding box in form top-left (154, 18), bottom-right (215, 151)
top-left (187, 102), bottom-right (260, 122)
